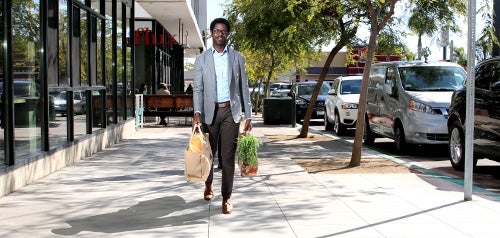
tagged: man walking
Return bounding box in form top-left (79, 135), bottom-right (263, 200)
top-left (192, 18), bottom-right (252, 214)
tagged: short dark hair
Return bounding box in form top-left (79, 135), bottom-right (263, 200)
top-left (210, 18), bottom-right (230, 33)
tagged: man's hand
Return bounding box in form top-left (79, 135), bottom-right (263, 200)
top-left (193, 112), bottom-right (201, 127)
top-left (244, 119), bottom-right (252, 132)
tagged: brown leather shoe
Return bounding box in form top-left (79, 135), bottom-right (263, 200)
top-left (203, 185), bottom-right (214, 201)
top-left (222, 199), bottom-right (233, 214)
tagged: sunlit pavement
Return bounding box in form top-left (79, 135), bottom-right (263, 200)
top-left (0, 114), bottom-right (499, 237)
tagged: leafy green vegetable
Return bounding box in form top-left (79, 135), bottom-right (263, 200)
top-left (237, 134), bottom-right (261, 166)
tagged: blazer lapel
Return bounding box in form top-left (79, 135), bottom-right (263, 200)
top-left (227, 49), bottom-right (235, 83)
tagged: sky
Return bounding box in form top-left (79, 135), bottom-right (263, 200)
top-left (205, 0), bottom-right (481, 62)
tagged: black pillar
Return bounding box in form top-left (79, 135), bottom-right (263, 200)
top-left (493, 1), bottom-right (500, 56)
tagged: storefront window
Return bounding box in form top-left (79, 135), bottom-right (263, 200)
top-left (12, 0), bottom-right (42, 158)
top-left (1, 0), bottom-right (137, 164)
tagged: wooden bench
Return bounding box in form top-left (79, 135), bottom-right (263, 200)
top-left (92, 94), bottom-right (133, 127)
top-left (142, 94), bottom-right (194, 124)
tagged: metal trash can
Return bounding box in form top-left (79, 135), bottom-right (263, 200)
top-left (263, 97), bottom-right (295, 126)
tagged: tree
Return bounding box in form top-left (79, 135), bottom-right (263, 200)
top-left (12, 0), bottom-right (40, 68)
top-left (239, 49), bottom-right (281, 112)
top-left (376, 27), bottom-right (409, 60)
top-left (476, 0), bottom-right (499, 60)
top-left (297, 0), bottom-right (423, 139)
top-left (453, 46), bottom-right (467, 67)
top-left (227, 0), bottom-right (332, 109)
top-left (407, 0), bottom-right (467, 60)
top-left (348, 0), bottom-right (467, 166)
top-left (298, 1), bottom-right (365, 138)
top-left (350, 0), bottom-right (399, 167)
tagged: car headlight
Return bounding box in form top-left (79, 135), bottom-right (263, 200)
top-left (408, 100), bottom-right (434, 114)
top-left (341, 103), bottom-right (358, 109)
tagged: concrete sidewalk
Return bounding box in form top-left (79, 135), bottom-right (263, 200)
top-left (1, 115), bottom-right (500, 237)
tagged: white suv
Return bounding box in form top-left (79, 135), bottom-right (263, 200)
top-left (324, 75), bottom-right (362, 135)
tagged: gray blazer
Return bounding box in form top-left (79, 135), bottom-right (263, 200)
top-left (193, 47), bottom-right (252, 125)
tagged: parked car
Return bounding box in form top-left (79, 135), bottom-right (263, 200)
top-left (270, 84), bottom-right (292, 97)
top-left (53, 90), bottom-right (87, 116)
top-left (269, 83), bottom-right (291, 92)
top-left (364, 61), bottom-right (467, 154)
top-left (324, 75), bottom-right (363, 135)
top-left (447, 57), bottom-right (500, 170)
top-left (289, 81), bottom-right (331, 122)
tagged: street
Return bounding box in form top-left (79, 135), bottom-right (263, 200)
top-left (305, 119), bottom-right (500, 196)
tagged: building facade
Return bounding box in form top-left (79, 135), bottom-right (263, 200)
top-left (0, 0), bottom-right (205, 196)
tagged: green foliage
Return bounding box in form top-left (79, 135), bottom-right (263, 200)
top-left (453, 47), bottom-right (467, 68)
top-left (226, 0), bottom-right (332, 97)
top-left (475, 1), bottom-right (499, 61)
top-left (406, 0), bottom-right (467, 59)
top-left (376, 27), bottom-right (408, 56)
top-left (237, 134), bottom-right (262, 166)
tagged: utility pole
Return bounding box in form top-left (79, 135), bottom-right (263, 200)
top-left (441, 29), bottom-right (449, 61)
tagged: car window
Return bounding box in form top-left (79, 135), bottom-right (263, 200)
top-left (270, 84), bottom-right (280, 90)
top-left (340, 80), bottom-right (362, 94)
top-left (296, 85), bottom-right (312, 95)
top-left (319, 83), bottom-right (331, 94)
top-left (57, 92), bottom-right (66, 100)
top-left (74, 93), bottom-right (82, 100)
top-left (476, 61), bottom-right (500, 91)
top-left (399, 66), bottom-right (466, 91)
top-left (296, 83), bottom-right (331, 96)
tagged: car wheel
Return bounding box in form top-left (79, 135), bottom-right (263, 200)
top-left (324, 111), bottom-right (334, 131)
top-left (449, 121), bottom-right (465, 170)
top-left (447, 120), bottom-right (478, 170)
top-left (333, 112), bottom-right (346, 136)
top-left (363, 117), bottom-right (375, 145)
top-left (394, 124), bottom-right (407, 154)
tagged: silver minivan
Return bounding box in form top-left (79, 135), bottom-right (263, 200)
top-left (364, 61), bottom-right (467, 153)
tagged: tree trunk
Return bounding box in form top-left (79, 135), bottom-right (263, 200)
top-left (298, 43), bottom-right (346, 138)
top-left (350, 0), bottom-right (398, 166)
top-left (253, 77), bottom-right (263, 115)
top-left (350, 33), bottom-right (378, 167)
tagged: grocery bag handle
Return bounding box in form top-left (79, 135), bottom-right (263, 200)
top-left (192, 124), bottom-right (202, 133)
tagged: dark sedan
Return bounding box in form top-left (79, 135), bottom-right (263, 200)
top-left (447, 57), bottom-right (500, 170)
top-left (289, 81), bottom-right (331, 122)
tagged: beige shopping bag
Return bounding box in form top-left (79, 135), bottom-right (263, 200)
top-left (184, 124), bottom-right (212, 182)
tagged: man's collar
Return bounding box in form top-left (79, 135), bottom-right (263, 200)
top-left (211, 46), bottom-right (228, 54)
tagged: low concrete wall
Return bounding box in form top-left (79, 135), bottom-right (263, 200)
top-left (0, 119), bottom-right (136, 198)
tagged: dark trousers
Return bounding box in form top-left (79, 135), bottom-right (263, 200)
top-left (204, 107), bottom-right (239, 200)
